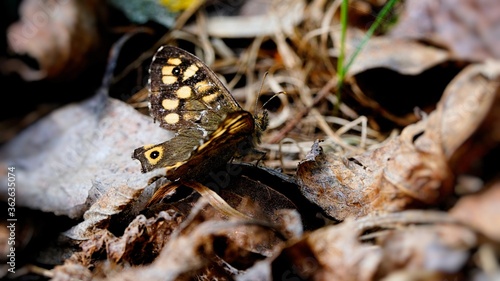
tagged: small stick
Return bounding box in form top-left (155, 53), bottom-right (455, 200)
top-left (268, 77), bottom-right (338, 144)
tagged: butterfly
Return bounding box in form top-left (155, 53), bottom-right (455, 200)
top-left (132, 46), bottom-right (268, 189)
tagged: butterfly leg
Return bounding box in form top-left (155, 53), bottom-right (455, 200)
top-left (252, 148), bottom-right (267, 166)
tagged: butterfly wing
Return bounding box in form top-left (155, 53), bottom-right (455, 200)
top-left (133, 46), bottom-right (247, 174)
top-left (132, 127), bottom-right (204, 173)
top-left (148, 46), bottom-right (242, 135)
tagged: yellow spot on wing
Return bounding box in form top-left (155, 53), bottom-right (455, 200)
top-left (161, 66), bottom-right (178, 84)
top-left (162, 99), bottom-right (179, 110)
top-left (164, 113), bottom-right (180, 124)
top-left (162, 76), bottom-right (177, 84)
top-left (197, 115), bottom-right (248, 151)
top-left (183, 64), bottom-right (199, 81)
top-left (202, 93), bottom-right (219, 104)
top-left (166, 161), bottom-right (185, 171)
top-left (211, 125), bottom-right (229, 139)
top-left (162, 66), bottom-right (175, 75)
top-left (176, 86), bottom-right (192, 99)
top-left (167, 58), bottom-right (182, 65)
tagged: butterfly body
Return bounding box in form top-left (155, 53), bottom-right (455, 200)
top-left (132, 46), bottom-right (268, 182)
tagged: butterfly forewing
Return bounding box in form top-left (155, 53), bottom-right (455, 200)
top-left (148, 46), bottom-right (242, 133)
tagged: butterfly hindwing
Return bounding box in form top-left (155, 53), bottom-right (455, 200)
top-left (132, 127), bottom-right (204, 173)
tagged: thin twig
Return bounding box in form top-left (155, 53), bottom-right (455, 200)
top-left (268, 77), bottom-right (338, 143)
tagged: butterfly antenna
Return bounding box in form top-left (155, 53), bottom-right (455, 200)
top-left (254, 72), bottom-right (286, 113)
top-left (254, 71), bottom-right (269, 114)
top-left (262, 91), bottom-right (286, 110)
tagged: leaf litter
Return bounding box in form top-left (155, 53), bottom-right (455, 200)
top-left (0, 0), bottom-right (499, 280)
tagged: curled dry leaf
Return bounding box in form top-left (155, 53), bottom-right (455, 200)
top-left (54, 210), bottom-right (183, 280)
top-left (333, 28), bottom-right (450, 77)
top-left (0, 91), bottom-right (170, 219)
top-left (271, 216), bottom-right (382, 281)
top-left (389, 0), bottom-right (500, 61)
top-left (440, 61), bottom-right (500, 169)
top-left (297, 61), bottom-right (500, 220)
top-left (71, 210), bottom-right (182, 269)
top-left (1, 0), bottom-right (106, 81)
top-left (85, 199), bottom-right (288, 281)
top-left (331, 28), bottom-right (456, 127)
top-left (376, 224), bottom-right (476, 276)
top-left (450, 180), bottom-right (500, 242)
top-left (270, 211), bottom-right (475, 281)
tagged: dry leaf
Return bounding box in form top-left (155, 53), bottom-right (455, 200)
top-left (271, 211), bottom-right (473, 281)
top-left (389, 0), bottom-right (500, 61)
top-left (450, 180), bottom-right (500, 242)
top-left (333, 29), bottom-right (451, 77)
top-left (441, 61), bottom-right (500, 172)
top-left (376, 224), bottom-right (475, 275)
top-left (271, 217), bottom-right (382, 281)
top-left (0, 90), bottom-right (170, 219)
top-left (297, 61), bottom-right (500, 220)
top-left (1, 0), bottom-right (106, 81)
top-left (331, 28), bottom-right (457, 128)
top-left (76, 199), bottom-right (288, 281)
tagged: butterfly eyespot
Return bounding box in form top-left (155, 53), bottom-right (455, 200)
top-left (172, 66), bottom-right (181, 76)
top-left (150, 151), bottom-right (160, 159)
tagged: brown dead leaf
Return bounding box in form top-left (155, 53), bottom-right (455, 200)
top-left (81, 199), bottom-right (287, 281)
top-left (389, 0), bottom-right (500, 61)
top-left (271, 216), bottom-right (382, 281)
top-left (439, 61), bottom-right (500, 158)
top-left (0, 90), bottom-right (170, 219)
top-left (1, 0), bottom-right (107, 81)
top-left (151, 165), bottom-right (308, 254)
top-left (297, 61), bottom-right (500, 220)
top-left (450, 180), bottom-right (500, 242)
top-left (53, 209), bottom-right (183, 280)
top-left (376, 224), bottom-right (475, 276)
top-left (331, 28), bottom-right (458, 128)
top-left (101, 210), bottom-right (182, 265)
top-left (270, 210), bottom-right (473, 281)
top-left (334, 28), bottom-right (451, 77)
top-left (443, 61), bottom-right (500, 175)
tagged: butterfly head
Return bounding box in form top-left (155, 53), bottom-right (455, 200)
top-left (254, 109), bottom-right (268, 143)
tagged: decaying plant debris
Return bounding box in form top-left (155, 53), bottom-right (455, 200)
top-left (0, 0), bottom-right (499, 280)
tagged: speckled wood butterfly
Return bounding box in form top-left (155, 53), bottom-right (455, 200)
top-left (132, 46), bottom-right (268, 183)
